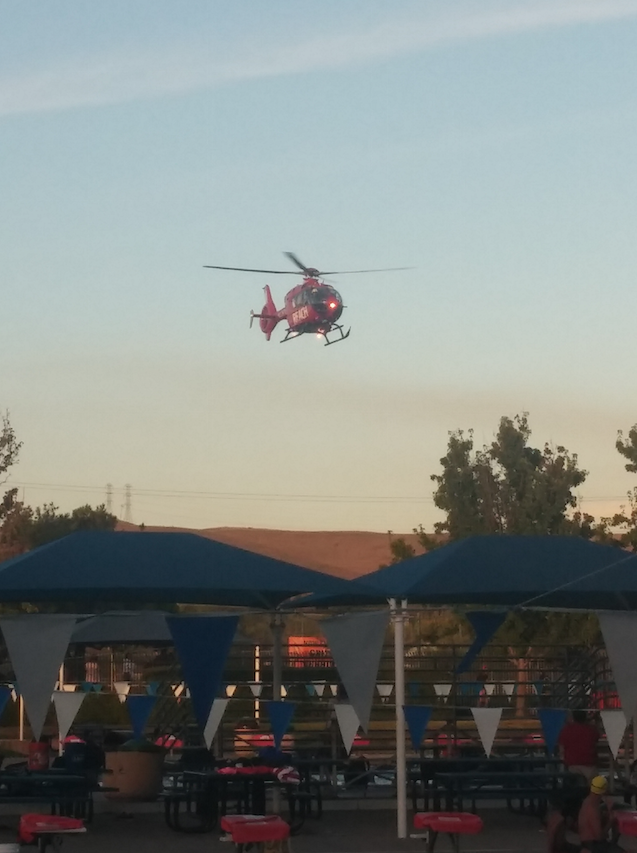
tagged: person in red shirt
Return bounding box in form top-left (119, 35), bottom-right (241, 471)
top-left (558, 710), bottom-right (599, 784)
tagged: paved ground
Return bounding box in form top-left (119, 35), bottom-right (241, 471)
top-left (0, 798), bottom-right (635, 853)
top-left (0, 800), bottom-right (577, 853)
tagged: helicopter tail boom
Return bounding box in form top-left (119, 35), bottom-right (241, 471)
top-left (250, 285), bottom-right (279, 341)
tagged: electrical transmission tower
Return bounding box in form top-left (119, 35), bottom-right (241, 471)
top-left (123, 484), bottom-right (133, 523)
top-left (106, 483), bottom-right (113, 513)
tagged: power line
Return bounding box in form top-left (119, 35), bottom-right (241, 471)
top-left (7, 480), bottom-right (437, 503)
top-left (4, 480), bottom-right (633, 507)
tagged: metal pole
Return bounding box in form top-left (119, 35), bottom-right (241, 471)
top-left (271, 614), bottom-right (284, 702)
top-left (254, 644), bottom-right (261, 721)
top-left (270, 613), bottom-right (284, 813)
top-left (393, 598), bottom-right (408, 839)
top-left (18, 695), bottom-right (24, 742)
top-left (58, 663), bottom-right (65, 755)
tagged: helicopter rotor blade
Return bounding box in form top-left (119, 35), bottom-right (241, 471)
top-left (203, 265), bottom-right (300, 274)
top-left (317, 266), bottom-right (414, 275)
top-left (284, 251), bottom-right (312, 273)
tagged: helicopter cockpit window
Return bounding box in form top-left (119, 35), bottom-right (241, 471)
top-left (308, 287), bottom-right (332, 305)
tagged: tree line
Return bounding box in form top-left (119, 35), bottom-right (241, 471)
top-left (389, 412), bottom-right (637, 563)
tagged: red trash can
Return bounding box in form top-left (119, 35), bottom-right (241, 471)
top-left (28, 742), bottom-right (49, 771)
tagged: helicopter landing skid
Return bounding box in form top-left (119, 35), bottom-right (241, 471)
top-left (280, 324), bottom-right (351, 345)
top-left (321, 324), bottom-right (351, 346)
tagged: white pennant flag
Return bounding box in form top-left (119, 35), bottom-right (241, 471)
top-left (313, 682), bottom-right (326, 698)
top-left (377, 684), bottom-right (393, 699)
top-left (225, 685), bottom-right (237, 698)
top-left (52, 691), bottom-right (86, 743)
top-left (321, 610), bottom-right (389, 732)
top-left (114, 682), bottom-right (131, 704)
top-left (598, 612), bottom-right (637, 720)
top-left (471, 708), bottom-right (502, 756)
top-left (249, 682), bottom-right (263, 698)
top-left (601, 710), bottom-right (627, 759)
top-left (62, 685), bottom-right (77, 693)
top-left (329, 684), bottom-right (339, 697)
top-left (502, 682), bottom-right (516, 698)
top-left (334, 704), bottom-right (360, 755)
top-left (434, 684), bottom-right (452, 700)
top-left (203, 698), bottom-right (229, 749)
top-left (1, 615), bottom-right (77, 741)
top-left (483, 683), bottom-right (496, 697)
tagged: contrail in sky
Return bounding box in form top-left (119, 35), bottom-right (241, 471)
top-left (1, 0), bottom-right (636, 117)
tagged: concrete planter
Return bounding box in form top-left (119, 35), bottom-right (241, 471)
top-left (104, 750), bottom-right (164, 801)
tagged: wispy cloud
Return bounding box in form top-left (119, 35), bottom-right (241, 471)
top-left (2, 0), bottom-right (637, 117)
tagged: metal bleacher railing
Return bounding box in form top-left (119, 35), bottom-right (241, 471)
top-left (55, 640), bottom-right (619, 764)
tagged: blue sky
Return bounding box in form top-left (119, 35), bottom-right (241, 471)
top-left (2, 0), bottom-right (637, 531)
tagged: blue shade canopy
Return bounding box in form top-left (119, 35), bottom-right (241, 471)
top-left (70, 611), bottom-right (256, 645)
top-left (0, 531), bottom-right (367, 608)
top-left (296, 536), bottom-right (637, 609)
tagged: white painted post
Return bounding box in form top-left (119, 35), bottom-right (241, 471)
top-left (393, 598), bottom-right (408, 839)
top-left (254, 644), bottom-right (261, 721)
top-left (18, 695), bottom-right (24, 742)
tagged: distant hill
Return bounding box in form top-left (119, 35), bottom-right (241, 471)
top-left (115, 523), bottom-right (426, 579)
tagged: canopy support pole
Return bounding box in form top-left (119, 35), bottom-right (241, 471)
top-left (271, 613), bottom-right (284, 701)
top-left (392, 598), bottom-right (408, 839)
top-left (18, 694), bottom-right (24, 741)
top-left (270, 613), bottom-right (284, 814)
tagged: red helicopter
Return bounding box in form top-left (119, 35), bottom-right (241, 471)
top-left (204, 252), bottom-right (409, 346)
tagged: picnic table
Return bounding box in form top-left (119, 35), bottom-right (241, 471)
top-left (432, 769), bottom-right (580, 815)
top-left (409, 756), bottom-right (562, 811)
top-left (0, 769), bottom-right (96, 819)
top-left (163, 760), bottom-right (328, 835)
top-left (163, 767), bottom-right (272, 833)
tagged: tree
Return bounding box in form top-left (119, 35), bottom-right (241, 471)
top-left (385, 533), bottom-right (416, 566)
top-left (0, 412), bottom-right (21, 525)
top-left (0, 412), bottom-right (24, 560)
top-left (8, 502), bottom-right (117, 552)
top-left (617, 424), bottom-right (637, 473)
top-left (425, 413), bottom-right (588, 541)
top-left (596, 423), bottom-right (637, 550)
top-left (386, 414), bottom-right (600, 651)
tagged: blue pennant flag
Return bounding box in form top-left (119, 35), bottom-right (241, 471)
top-left (81, 682), bottom-right (94, 693)
top-left (0, 687), bottom-right (11, 720)
top-left (266, 701), bottom-right (296, 749)
top-left (456, 611), bottom-right (507, 674)
top-left (538, 708), bottom-right (567, 753)
top-left (408, 682), bottom-right (420, 699)
top-left (403, 706), bottom-right (432, 750)
top-left (459, 683), bottom-right (482, 698)
top-left (305, 684), bottom-right (315, 697)
top-left (535, 681), bottom-right (547, 698)
top-left (167, 615), bottom-right (239, 730)
top-left (92, 684), bottom-right (103, 693)
top-left (146, 682), bottom-right (160, 697)
top-left (126, 694), bottom-right (157, 740)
